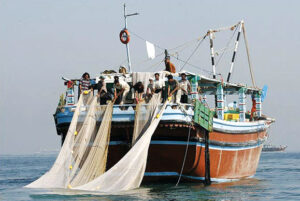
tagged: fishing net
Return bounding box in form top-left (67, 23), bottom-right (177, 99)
top-left (26, 91), bottom-right (168, 193)
top-left (132, 94), bottom-right (161, 145)
top-left (25, 92), bottom-right (112, 188)
top-left (69, 101), bottom-right (113, 187)
top-left (74, 94), bottom-right (168, 193)
top-left (25, 92), bottom-right (92, 188)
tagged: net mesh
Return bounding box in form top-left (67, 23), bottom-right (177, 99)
top-left (26, 92), bottom-right (168, 193)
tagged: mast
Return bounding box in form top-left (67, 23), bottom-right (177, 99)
top-left (123, 4), bottom-right (138, 73)
top-left (227, 21), bottom-right (243, 82)
top-left (208, 30), bottom-right (216, 79)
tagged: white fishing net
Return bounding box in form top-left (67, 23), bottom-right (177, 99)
top-left (26, 91), bottom-right (168, 193)
top-left (132, 94), bottom-right (161, 145)
top-left (25, 92), bottom-right (92, 188)
top-left (74, 94), bottom-right (167, 193)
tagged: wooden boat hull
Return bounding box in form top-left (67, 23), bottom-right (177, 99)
top-left (106, 123), bottom-right (267, 183)
top-left (54, 105), bottom-right (269, 183)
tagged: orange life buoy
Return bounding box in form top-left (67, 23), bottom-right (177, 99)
top-left (119, 29), bottom-right (130, 44)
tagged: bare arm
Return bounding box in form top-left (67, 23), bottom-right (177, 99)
top-left (170, 86), bottom-right (178, 96)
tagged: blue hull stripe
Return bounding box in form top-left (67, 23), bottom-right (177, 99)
top-left (144, 172), bottom-right (242, 182)
top-left (109, 140), bottom-right (262, 151)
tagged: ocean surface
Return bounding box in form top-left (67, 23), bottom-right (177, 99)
top-left (1, 152), bottom-right (300, 201)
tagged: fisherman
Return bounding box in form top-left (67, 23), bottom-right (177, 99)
top-left (250, 94), bottom-right (257, 121)
top-left (164, 50), bottom-right (176, 73)
top-left (167, 74), bottom-right (179, 103)
top-left (97, 75), bottom-right (110, 105)
top-left (176, 73), bottom-right (191, 104)
top-left (79, 72), bottom-right (92, 94)
top-left (133, 81), bottom-right (145, 103)
top-left (113, 76), bottom-right (130, 105)
top-left (146, 78), bottom-right (154, 102)
top-left (119, 66), bottom-right (127, 74)
top-left (153, 73), bottom-right (164, 93)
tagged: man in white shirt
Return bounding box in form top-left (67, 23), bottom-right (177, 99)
top-left (113, 76), bottom-right (130, 105)
top-left (154, 73), bottom-right (165, 92)
top-left (176, 73), bottom-right (191, 104)
top-left (153, 73), bottom-right (166, 101)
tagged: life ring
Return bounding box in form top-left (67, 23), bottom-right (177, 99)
top-left (119, 29), bottom-right (130, 44)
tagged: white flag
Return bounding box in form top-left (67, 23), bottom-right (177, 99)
top-left (146, 41), bottom-right (155, 59)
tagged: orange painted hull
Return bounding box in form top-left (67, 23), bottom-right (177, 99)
top-left (107, 125), bottom-right (267, 182)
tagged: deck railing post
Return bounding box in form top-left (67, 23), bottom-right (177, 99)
top-left (191, 75), bottom-right (199, 100)
top-left (239, 87), bottom-right (246, 122)
top-left (216, 84), bottom-right (224, 120)
top-left (255, 92), bottom-right (262, 117)
top-left (66, 87), bottom-right (75, 106)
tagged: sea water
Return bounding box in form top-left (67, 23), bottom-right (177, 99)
top-left (1, 152), bottom-right (300, 200)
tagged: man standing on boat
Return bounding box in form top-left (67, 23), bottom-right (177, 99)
top-left (153, 73), bottom-right (165, 92)
top-left (97, 75), bottom-right (110, 105)
top-left (153, 73), bottom-right (166, 102)
top-left (167, 75), bottom-right (179, 103)
top-left (176, 73), bottom-right (191, 104)
top-left (133, 81), bottom-right (145, 103)
top-left (146, 78), bottom-right (154, 102)
top-left (79, 72), bottom-right (92, 94)
top-left (113, 76), bottom-right (130, 105)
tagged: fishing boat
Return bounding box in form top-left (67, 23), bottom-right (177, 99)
top-left (53, 7), bottom-right (275, 184)
top-left (262, 144), bottom-right (287, 152)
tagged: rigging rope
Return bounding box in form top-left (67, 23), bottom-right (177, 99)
top-left (215, 25), bottom-right (238, 67)
top-left (127, 23), bottom-right (242, 76)
top-left (179, 35), bottom-right (207, 71)
top-left (170, 54), bottom-right (217, 76)
top-left (242, 23), bottom-right (256, 87)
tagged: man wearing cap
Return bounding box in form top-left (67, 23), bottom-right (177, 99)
top-left (176, 73), bottom-right (191, 104)
top-left (113, 76), bottom-right (130, 105)
top-left (97, 75), bottom-right (109, 105)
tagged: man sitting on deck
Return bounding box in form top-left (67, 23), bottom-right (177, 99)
top-left (113, 76), bottom-right (130, 105)
top-left (165, 56), bottom-right (176, 73)
top-left (164, 50), bottom-right (176, 73)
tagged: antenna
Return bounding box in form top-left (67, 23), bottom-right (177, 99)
top-left (123, 4), bottom-right (139, 73)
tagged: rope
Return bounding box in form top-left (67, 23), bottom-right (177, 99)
top-left (176, 105), bottom-right (193, 186)
top-left (179, 35), bottom-right (207, 71)
top-left (129, 30), bottom-right (166, 51)
top-left (242, 23), bottom-right (256, 87)
top-left (171, 55), bottom-right (218, 76)
top-left (216, 25), bottom-right (238, 67)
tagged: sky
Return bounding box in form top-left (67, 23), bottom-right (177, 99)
top-left (1, 0), bottom-right (299, 154)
